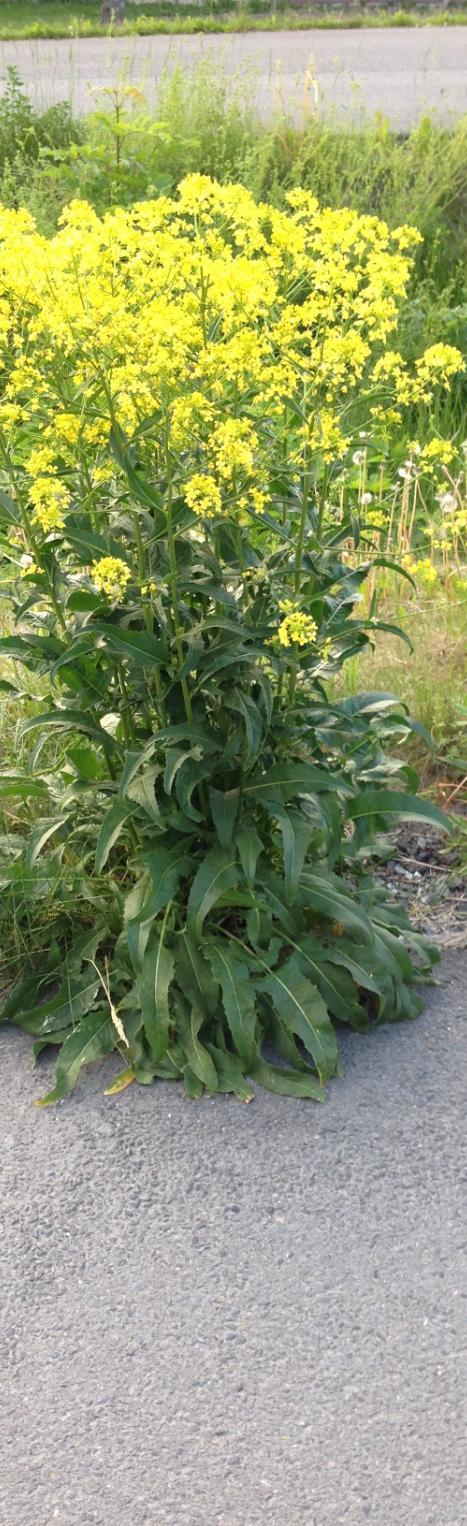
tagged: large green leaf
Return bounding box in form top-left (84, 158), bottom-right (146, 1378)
top-left (206, 1044), bottom-right (254, 1102)
top-left (95, 798), bottom-right (138, 872)
top-left (92, 624), bottom-right (165, 666)
top-left (138, 924), bottom-right (175, 1062)
top-left (181, 1009), bottom-right (219, 1092)
top-left (263, 805), bottom-right (313, 904)
top-left (205, 940), bottom-right (258, 1063)
top-left (244, 761), bottom-right (340, 805)
top-left (261, 953), bottom-right (338, 1083)
top-left (38, 1011), bottom-right (115, 1105)
top-left (209, 787), bottom-right (240, 846)
top-left (175, 932), bottom-right (219, 1019)
top-left (138, 845), bottom-right (192, 920)
top-left (236, 825), bottom-right (264, 886)
top-left (14, 976), bottom-right (101, 1038)
top-left (186, 847), bottom-right (238, 940)
top-left (300, 872), bottom-right (373, 940)
top-left (25, 817), bottom-right (67, 869)
top-left (348, 790), bottom-right (450, 832)
top-left (249, 1057), bottom-right (325, 1100)
top-left (290, 933), bottom-right (367, 1025)
top-left (0, 772), bottom-right (49, 799)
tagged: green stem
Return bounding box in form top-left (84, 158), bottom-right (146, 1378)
top-left (165, 455), bottom-right (193, 724)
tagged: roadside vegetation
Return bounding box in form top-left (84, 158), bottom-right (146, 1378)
top-left (1, 2), bottom-right (467, 39)
top-left (0, 67), bottom-right (465, 1100)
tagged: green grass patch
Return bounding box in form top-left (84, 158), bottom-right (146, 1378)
top-left (1, 2), bottom-right (467, 41)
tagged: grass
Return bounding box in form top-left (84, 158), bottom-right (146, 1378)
top-left (336, 589), bottom-right (467, 774)
top-left (1, 2), bottom-right (467, 40)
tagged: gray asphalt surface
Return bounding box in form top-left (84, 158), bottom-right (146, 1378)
top-left (1, 950), bottom-right (466, 1525)
top-left (1, 26), bottom-right (467, 127)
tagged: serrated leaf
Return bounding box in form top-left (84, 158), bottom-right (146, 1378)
top-left (205, 940), bottom-right (258, 1063)
top-left (37, 1011), bottom-right (115, 1105)
top-left (261, 953), bottom-right (338, 1082)
top-left (186, 847), bottom-right (238, 940)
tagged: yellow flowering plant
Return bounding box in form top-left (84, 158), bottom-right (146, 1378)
top-left (0, 178), bottom-right (451, 1104)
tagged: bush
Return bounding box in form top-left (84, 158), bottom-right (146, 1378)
top-left (0, 177), bottom-right (453, 1103)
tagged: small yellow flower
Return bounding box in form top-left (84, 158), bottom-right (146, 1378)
top-left (277, 606), bottom-right (318, 648)
top-left (185, 474), bottom-right (222, 519)
top-left (91, 556), bottom-right (131, 600)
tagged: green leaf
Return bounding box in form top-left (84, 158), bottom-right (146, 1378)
top-left (292, 933), bottom-right (366, 1024)
top-left (261, 954), bottom-right (338, 1083)
top-left (348, 790), bottom-right (450, 832)
top-left (0, 772), bottom-right (49, 799)
top-left (236, 825), bottom-right (263, 886)
top-left (138, 845), bottom-right (192, 921)
top-left (179, 1008), bottom-right (219, 1092)
top-left (138, 924), bottom-right (175, 1062)
top-left (183, 1065), bottom-right (205, 1100)
top-left (264, 805), bottom-right (312, 904)
top-left (25, 817), bottom-right (67, 869)
top-left (186, 847), bottom-right (238, 941)
top-left (95, 798), bottom-right (138, 872)
top-left (205, 940), bottom-right (258, 1063)
top-left (126, 766), bottom-right (162, 824)
top-left (92, 623), bottom-right (165, 666)
top-left (249, 1057), bottom-right (325, 1100)
top-left (37, 1011), bottom-right (115, 1105)
top-left (206, 1044), bottom-right (254, 1102)
top-left (175, 932), bottom-right (218, 1019)
top-left (300, 872), bottom-right (373, 940)
top-left (14, 976), bottom-right (101, 1038)
top-left (209, 787), bottom-right (240, 846)
top-left (244, 761), bottom-right (343, 805)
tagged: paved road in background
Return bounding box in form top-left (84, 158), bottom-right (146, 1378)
top-left (0, 27), bottom-right (467, 127)
top-left (1, 951), bottom-right (466, 1525)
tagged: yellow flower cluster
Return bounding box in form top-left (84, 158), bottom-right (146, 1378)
top-left (29, 477), bottom-right (70, 533)
top-left (185, 475), bottom-right (222, 519)
top-left (277, 604), bottom-right (318, 648)
top-left (0, 177), bottom-right (449, 514)
top-left (91, 556), bottom-right (131, 599)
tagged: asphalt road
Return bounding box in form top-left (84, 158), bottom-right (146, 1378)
top-left (1, 949), bottom-right (466, 1526)
top-left (0, 26), bottom-right (467, 127)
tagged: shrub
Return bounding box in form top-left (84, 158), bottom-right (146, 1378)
top-left (0, 177), bottom-right (454, 1103)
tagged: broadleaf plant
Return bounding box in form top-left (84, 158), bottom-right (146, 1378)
top-left (0, 177), bottom-right (453, 1103)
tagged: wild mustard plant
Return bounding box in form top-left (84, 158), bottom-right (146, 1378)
top-left (0, 177), bottom-right (457, 1102)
